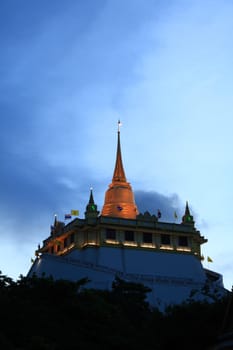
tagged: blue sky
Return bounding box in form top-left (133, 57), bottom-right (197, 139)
top-left (0, 0), bottom-right (232, 290)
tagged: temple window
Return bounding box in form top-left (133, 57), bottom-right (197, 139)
top-left (106, 229), bottom-right (116, 240)
top-left (178, 236), bottom-right (188, 247)
top-left (125, 230), bottom-right (134, 241)
top-left (143, 232), bottom-right (152, 243)
top-left (161, 234), bottom-right (170, 245)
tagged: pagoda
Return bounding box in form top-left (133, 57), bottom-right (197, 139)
top-left (28, 121), bottom-right (226, 309)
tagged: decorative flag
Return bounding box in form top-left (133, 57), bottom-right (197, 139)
top-left (174, 211), bottom-right (178, 219)
top-left (157, 209), bottom-right (161, 219)
top-left (71, 210), bottom-right (79, 216)
top-left (65, 214), bottom-right (72, 219)
top-left (207, 256), bottom-right (213, 263)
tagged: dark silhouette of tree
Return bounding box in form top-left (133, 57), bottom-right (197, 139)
top-left (0, 271), bottom-right (229, 350)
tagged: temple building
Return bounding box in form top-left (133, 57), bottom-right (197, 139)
top-left (28, 122), bottom-right (226, 309)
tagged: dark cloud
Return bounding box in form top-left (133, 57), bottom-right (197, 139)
top-left (135, 190), bottom-right (184, 222)
top-left (0, 154), bottom-right (77, 238)
top-left (0, 140), bottom-right (110, 242)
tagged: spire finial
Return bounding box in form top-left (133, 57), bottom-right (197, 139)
top-left (118, 120), bottom-right (122, 132)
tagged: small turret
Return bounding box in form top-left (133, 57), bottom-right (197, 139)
top-left (50, 214), bottom-right (64, 235)
top-left (85, 188), bottom-right (99, 219)
top-left (182, 201), bottom-right (194, 225)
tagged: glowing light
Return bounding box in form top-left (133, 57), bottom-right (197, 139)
top-left (81, 242), bottom-right (98, 248)
top-left (123, 242), bottom-right (138, 247)
top-left (105, 239), bottom-right (120, 245)
top-left (160, 245), bottom-right (174, 250)
top-left (58, 243), bottom-right (75, 255)
top-left (141, 243), bottom-right (156, 249)
top-left (176, 247), bottom-right (191, 252)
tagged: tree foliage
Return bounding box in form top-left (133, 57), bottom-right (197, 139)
top-left (0, 271), bottom-right (229, 350)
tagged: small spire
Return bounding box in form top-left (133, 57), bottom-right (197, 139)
top-left (54, 214), bottom-right (58, 226)
top-left (185, 201), bottom-right (191, 216)
top-left (50, 214), bottom-right (58, 234)
top-left (89, 187), bottom-right (94, 204)
top-left (51, 214), bottom-right (64, 235)
top-left (182, 201), bottom-right (194, 225)
top-left (85, 187), bottom-right (99, 219)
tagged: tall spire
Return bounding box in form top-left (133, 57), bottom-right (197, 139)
top-left (101, 121), bottom-right (139, 219)
top-left (112, 120), bottom-right (126, 182)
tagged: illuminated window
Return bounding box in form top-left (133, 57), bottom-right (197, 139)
top-left (178, 236), bottom-right (188, 247)
top-left (161, 234), bottom-right (170, 245)
top-left (143, 232), bottom-right (152, 243)
top-left (106, 229), bottom-right (116, 240)
top-left (125, 230), bottom-right (134, 241)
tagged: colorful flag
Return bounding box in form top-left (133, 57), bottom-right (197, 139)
top-left (65, 214), bottom-right (72, 219)
top-left (71, 210), bottom-right (79, 216)
top-left (207, 256), bottom-right (213, 263)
